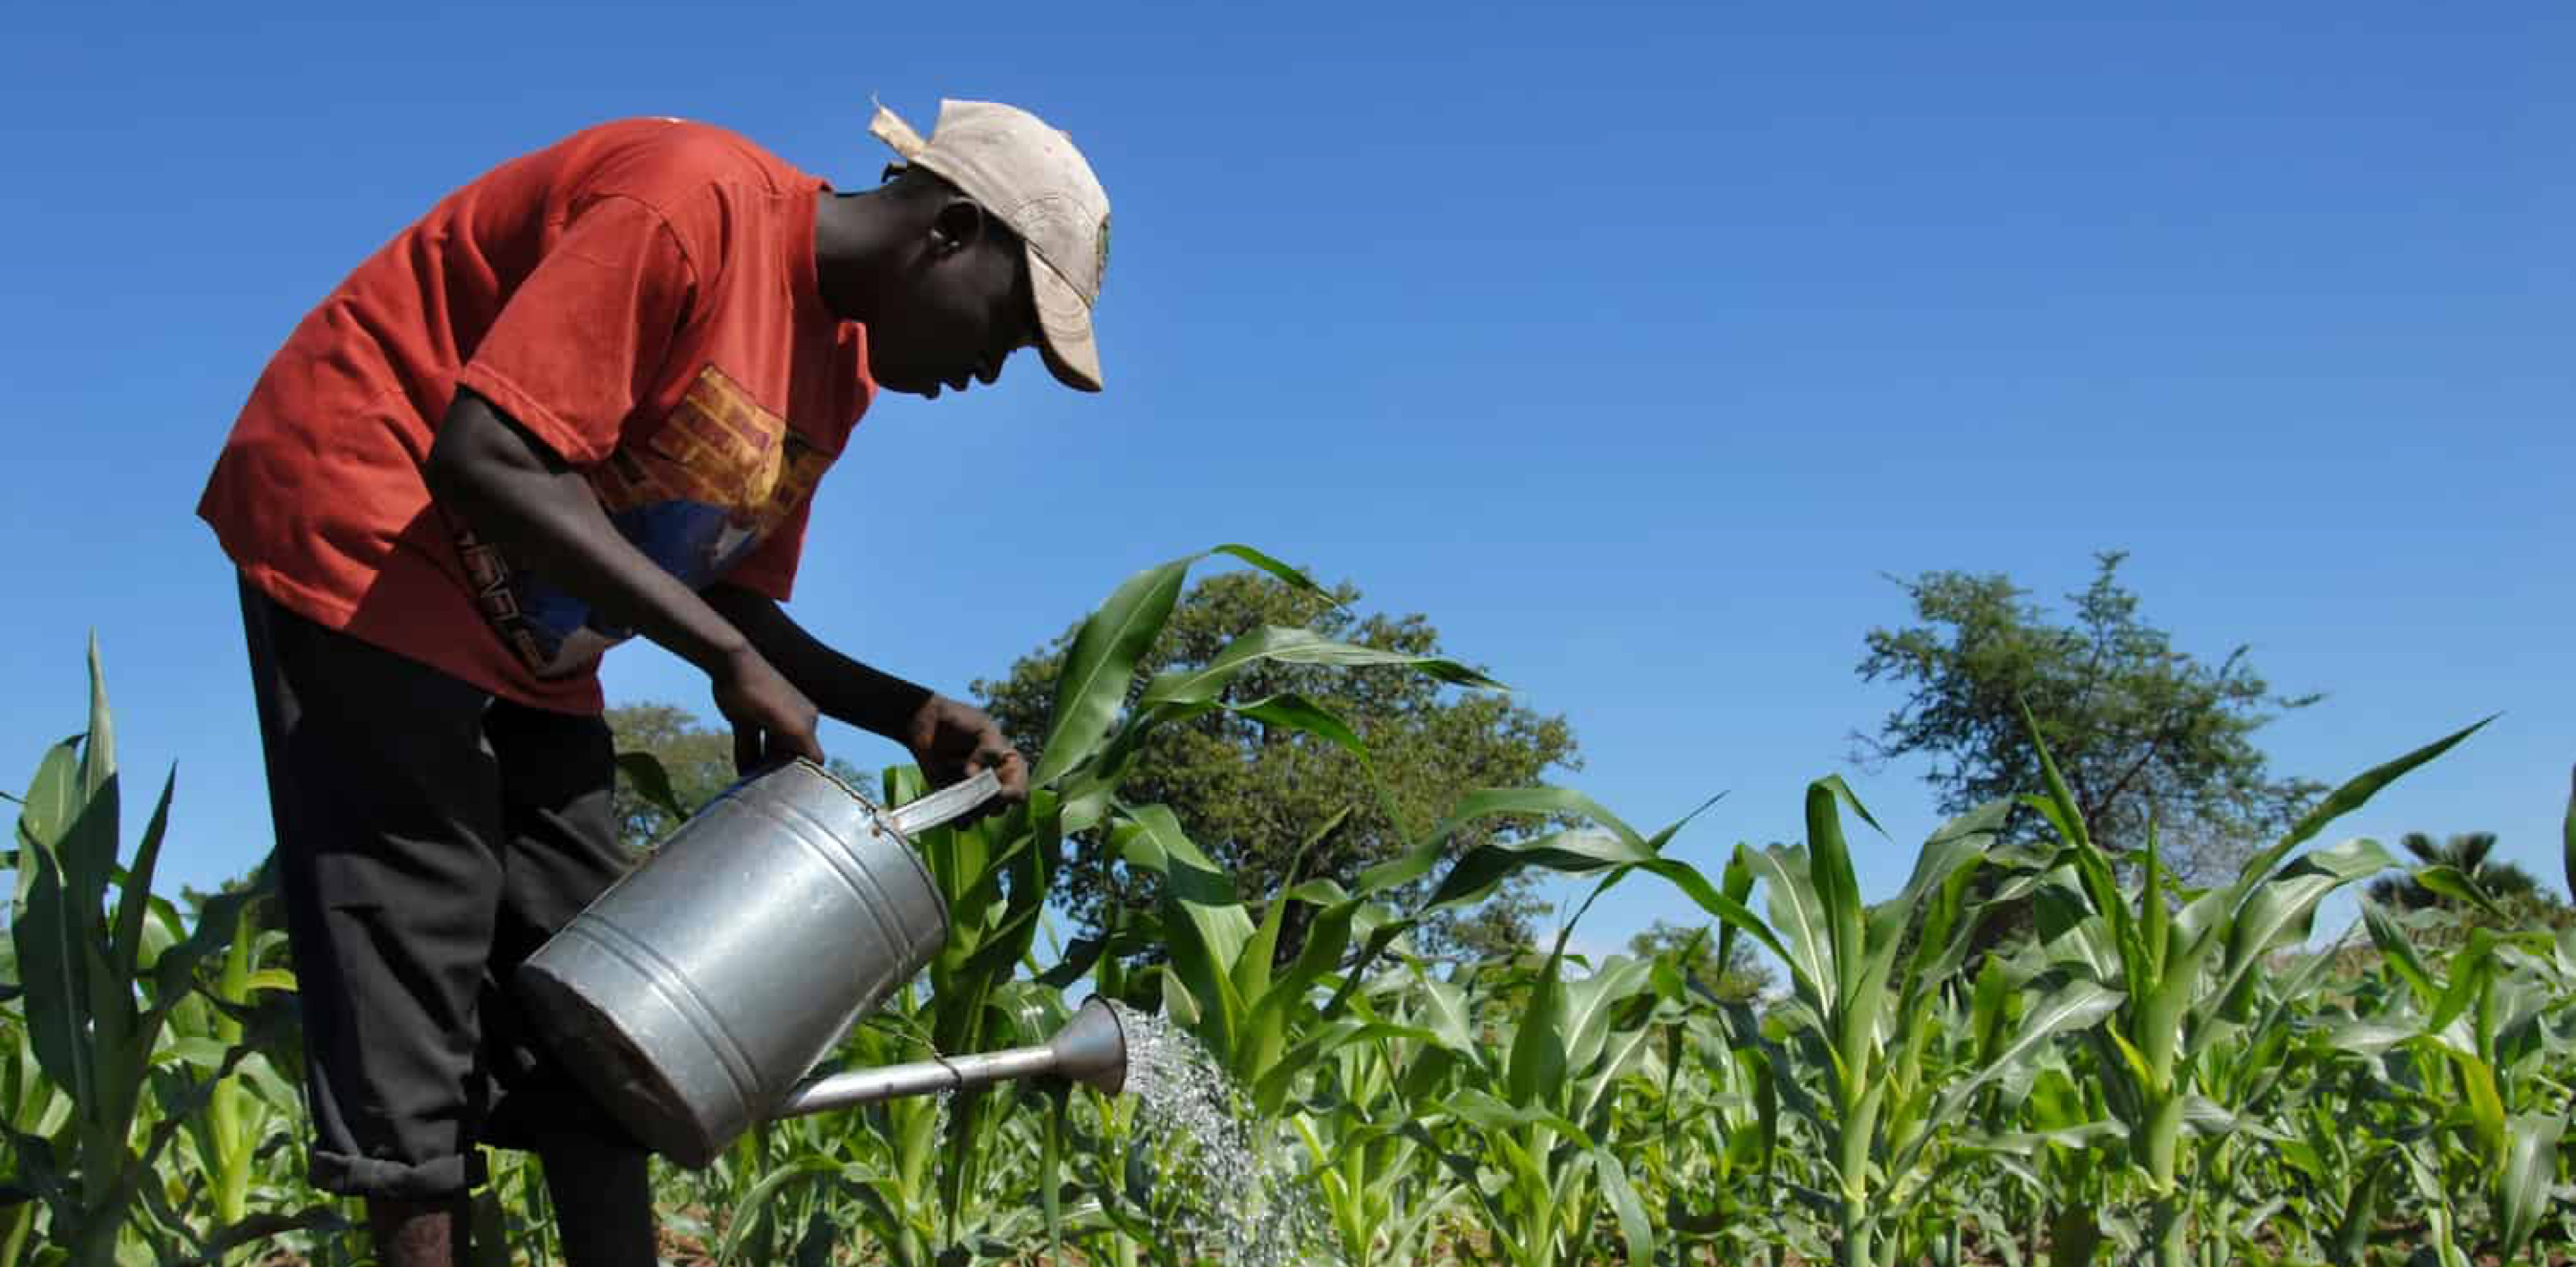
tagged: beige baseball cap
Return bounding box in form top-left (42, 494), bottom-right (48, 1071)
top-left (871, 98), bottom-right (1111, 393)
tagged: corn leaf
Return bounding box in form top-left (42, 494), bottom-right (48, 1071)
top-left (1116, 805), bottom-right (1251, 1060)
top-left (2497, 1111), bottom-right (2563, 1261)
top-left (2425, 929), bottom-right (2499, 1038)
top-left (2208, 837), bottom-right (2393, 1019)
top-left (1802, 778), bottom-right (1870, 1011)
top-left (1205, 543), bottom-right (1333, 599)
top-left (614, 751), bottom-right (691, 824)
top-left (2445, 1047), bottom-right (2506, 1160)
top-left (2562, 762), bottom-right (2574, 906)
top-left (2360, 901), bottom-right (2437, 1008)
top-left (2326, 1021), bottom-right (2416, 1058)
top-left (1033, 556), bottom-right (1191, 787)
top-left (2278, 718), bottom-right (2489, 855)
top-left (1364, 785), bottom-right (1654, 902)
top-left (1505, 938), bottom-right (1570, 1107)
top-left (2327, 1152), bottom-right (2392, 1266)
top-left (2141, 818), bottom-right (2169, 983)
top-left (107, 770), bottom-right (173, 988)
top-left (1591, 1145), bottom-right (1654, 1264)
top-left (1743, 843), bottom-right (1833, 1008)
top-left (1138, 625), bottom-right (1503, 709)
top-left (1557, 956), bottom-right (1652, 1076)
top-left (1898, 979), bottom-right (2122, 1180)
top-left (13, 744), bottom-right (97, 1119)
top-left (80, 636), bottom-right (114, 803)
top-left (2413, 864), bottom-right (2512, 922)
top-left (1442, 1087), bottom-right (1586, 1140)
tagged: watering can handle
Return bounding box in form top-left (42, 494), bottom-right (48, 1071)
top-left (886, 768), bottom-right (1004, 837)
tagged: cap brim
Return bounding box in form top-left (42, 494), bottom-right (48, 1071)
top-left (1027, 242), bottom-right (1102, 393)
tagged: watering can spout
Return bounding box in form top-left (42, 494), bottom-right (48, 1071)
top-left (1042, 993), bottom-right (1129, 1096)
top-left (769, 998), bottom-right (1131, 1119)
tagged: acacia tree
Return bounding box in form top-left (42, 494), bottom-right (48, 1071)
top-left (1854, 551), bottom-right (2322, 885)
top-left (974, 571), bottom-right (1580, 961)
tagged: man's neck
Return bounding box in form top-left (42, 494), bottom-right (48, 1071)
top-left (812, 190), bottom-right (894, 325)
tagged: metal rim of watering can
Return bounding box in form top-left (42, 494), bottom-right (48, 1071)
top-left (771, 759), bottom-right (1003, 842)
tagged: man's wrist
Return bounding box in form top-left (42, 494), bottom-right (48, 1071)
top-left (843, 667), bottom-right (935, 741)
top-left (818, 664), bottom-right (932, 741)
top-left (702, 585), bottom-right (933, 740)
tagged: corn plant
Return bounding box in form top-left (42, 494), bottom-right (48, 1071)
top-left (2014, 711), bottom-right (2483, 1267)
top-left (1623, 960), bottom-right (1790, 1265)
top-left (1030, 545), bottom-right (1496, 1087)
top-left (1962, 1054), bottom-right (2123, 1267)
top-left (137, 882), bottom-right (334, 1267)
top-left (1428, 944), bottom-right (1665, 1267)
top-left (2334, 904), bottom-right (2575, 1264)
top-left (1285, 970), bottom-right (1465, 1267)
top-left (1052, 1067), bottom-right (1205, 1267)
top-left (1, 645), bottom-right (318, 1267)
top-left (1685, 786), bottom-right (2118, 1267)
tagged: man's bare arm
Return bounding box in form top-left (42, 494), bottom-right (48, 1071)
top-left (705, 584), bottom-right (1029, 804)
top-left (424, 387), bottom-right (824, 771)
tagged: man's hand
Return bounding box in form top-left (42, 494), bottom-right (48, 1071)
top-left (710, 647), bottom-right (825, 775)
top-left (902, 694), bottom-right (1029, 810)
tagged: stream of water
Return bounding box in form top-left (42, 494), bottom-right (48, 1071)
top-left (1109, 1003), bottom-right (1337, 1267)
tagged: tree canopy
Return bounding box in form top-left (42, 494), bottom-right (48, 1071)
top-left (974, 571), bottom-right (1580, 961)
top-left (1855, 551), bottom-right (2322, 886)
top-left (1624, 919), bottom-right (1775, 1003)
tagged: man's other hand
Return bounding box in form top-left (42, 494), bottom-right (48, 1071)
top-left (902, 695), bottom-right (1030, 812)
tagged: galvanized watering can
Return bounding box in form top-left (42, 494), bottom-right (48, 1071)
top-left (516, 759), bottom-right (1128, 1168)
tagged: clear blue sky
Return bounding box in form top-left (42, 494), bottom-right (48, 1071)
top-left (4, 4), bottom-right (2568, 956)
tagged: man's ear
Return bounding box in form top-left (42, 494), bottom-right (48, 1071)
top-left (927, 197), bottom-right (987, 259)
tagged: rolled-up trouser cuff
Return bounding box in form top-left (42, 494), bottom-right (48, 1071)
top-left (309, 1147), bottom-right (488, 1201)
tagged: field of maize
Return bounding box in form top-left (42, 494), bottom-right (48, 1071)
top-left (5, 548), bottom-right (2572, 1267)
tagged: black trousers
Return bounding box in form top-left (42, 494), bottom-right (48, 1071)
top-left (240, 576), bottom-right (640, 1199)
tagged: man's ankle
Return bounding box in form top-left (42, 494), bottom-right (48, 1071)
top-left (367, 1195), bottom-right (466, 1267)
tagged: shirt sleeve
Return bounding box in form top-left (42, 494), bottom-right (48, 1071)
top-left (724, 493), bottom-right (811, 601)
top-left (455, 196), bottom-right (697, 466)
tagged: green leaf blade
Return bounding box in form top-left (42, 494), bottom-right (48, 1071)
top-left (1033, 556), bottom-right (1191, 787)
top-left (2497, 1111), bottom-right (2564, 1261)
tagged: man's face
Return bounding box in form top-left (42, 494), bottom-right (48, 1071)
top-left (868, 200), bottom-right (1039, 399)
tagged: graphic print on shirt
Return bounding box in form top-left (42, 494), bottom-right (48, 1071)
top-left (458, 365), bottom-right (829, 676)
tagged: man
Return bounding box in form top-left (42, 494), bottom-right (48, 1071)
top-left (197, 99), bottom-right (1110, 1267)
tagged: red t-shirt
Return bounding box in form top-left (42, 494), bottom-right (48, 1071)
top-left (200, 118), bottom-right (874, 713)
